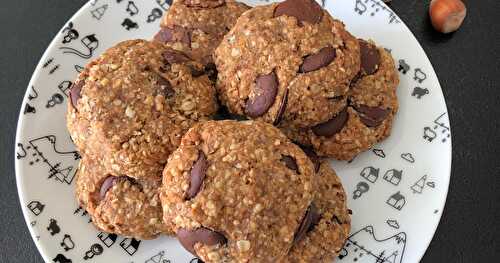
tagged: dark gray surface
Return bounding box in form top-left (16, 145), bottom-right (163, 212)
top-left (0, 0), bottom-right (498, 262)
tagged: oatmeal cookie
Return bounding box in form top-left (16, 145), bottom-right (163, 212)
top-left (282, 39), bottom-right (399, 160)
top-left (160, 120), bottom-right (315, 262)
top-left (67, 39), bottom-right (218, 179)
top-left (154, 0), bottom-right (250, 67)
top-left (75, 157), bottom-right (169, 239)
top-left (280, 161), bottom-right (351, 262)
top-left (214, 0), bottom-right (360, 127)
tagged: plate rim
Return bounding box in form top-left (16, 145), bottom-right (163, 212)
top-left (13, 0), bottom-right (453, 262)
top-left (14, 2), bottom-right (96, 262)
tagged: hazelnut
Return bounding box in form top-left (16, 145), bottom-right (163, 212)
top-left (429, 0), bottom-right (467, 33)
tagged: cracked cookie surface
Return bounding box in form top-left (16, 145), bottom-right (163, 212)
top-left (214, 0), bottom-right (360, 128)
top-left (155, 0), bottom-right (250, 66)
top-left (75, 157), bottom-right (169, 239)
top-left (67, 39), bottom-right (218, 179)
top-left (282, 39), bottom-right (399, 160)
top-left (280, 161), bottom-right (351, 263)
top-left (160, 120), bottom-right (315, 262)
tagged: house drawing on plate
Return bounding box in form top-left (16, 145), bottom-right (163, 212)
top-left (120, 238), bottom-right (141, 256)
top-left (98, 232), bottom-right (117, 247)
top-left (338, 226), bottom-right (406, 263)
top-left (386, 192), bottom-right (406, 210)
top-left (383, 169), bottom-right (403, 186)
top-left (360, 166), bottom-right (379, 183)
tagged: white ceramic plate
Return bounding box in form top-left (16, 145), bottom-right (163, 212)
top-left (15, 0), bottom-right (451, 262)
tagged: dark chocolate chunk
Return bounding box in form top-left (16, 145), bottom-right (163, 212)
top-left (69, 81), bottom-right (84, 109)
top-left (177, 228), bottom-right (227, 256)
top-left (281, 155), bottom-right (299, 174)
top-left (359, 40), bottom-right (381, 75)
top-left (312, 108), bottom-right (348, 137)
top-left (186, 152), bottom-right (208, 199)
top-left (274, 0), bottom-right (323, 26)
top-left (354, 105), bottom-right (389, 127)
top-left (299, 46), bottom-right (336, 73)
top-left (245, 72), bottom-right (279, 117)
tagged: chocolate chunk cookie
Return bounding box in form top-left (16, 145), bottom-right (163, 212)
top-left (160, 120), bottom-right (315, 262)
top-left (75, 157), bottom-right (169, 239)
top-left (154, 0), bottom-right (250, 66)
top-left (282, 39), bottom-right (399, 160)
top-left (67, 40), bottom-right (218, 179)
top-left (214, 0), bottom-right (360, 127)
top-left (280, 161), bottom-right (351, 262)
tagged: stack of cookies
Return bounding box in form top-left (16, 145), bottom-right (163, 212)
top-left (67, 0), bottom-right (399, 262)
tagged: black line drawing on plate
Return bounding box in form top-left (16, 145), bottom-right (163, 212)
top-left (75, 64), bottom-right (84, 73)
top-left (74, 206), bottom-right (87, 216)
top-left (353, 181), bottom-right (370, 200)
top-left (60, 34), bottom-right (99, 59)
top-left (90, 0), bottom-right (99, 6)
top-left (26, 86), bottom-right (38, 113)
top-left (17, 143), bottom-right (27, 159)
top-left (386, 191), bottom-right (406, 211)
top-left (145, 250), bottom-right (171, 263)
top-left (398, 59), bottom-right (409, 74)
top-left (386, 219), bottom-right (400, 229)
top-left (42, 58), bottom-right (60, 74)
top-left (122, 18), bottom-right (139, 30)
top-left (400, 153), bottom-right (415, 163)
top-left (98, 232), bottom-right (118, 247)
top-left (36, 236), bottom-right (40, 241)
top-left (156, 0), bottom-right (172, 10)
top-left (423, 126), bottom-right (437, 142)
top-left (120, 238), bottom-right (141, 256)
top-left (28, 85), bottom-right (39, 100)
top-left (369, 1), bottom-right (382, 16)
top-left (147, 8), bottom-right (163, 23)
top-left (46, 93), bottom-right (64, 108)
top-left (62, 22), bottom-right (79, 44)
top-left (28, 135), bottom-right (80, 185)
top-left (58, 81), bottom-right (73, 97)
top-left (61, 234), bottom-right (75, 251)
top-left (27, 200), bottom-right (45, 216)
top-left (354, 0), bottom-right (400, 24)
top-left (413, 68), bottom-right (427, 83)
top-left (53, 254), bottom-right (72, 263)
top-left (74, 206), bottom-right (92, 223)
top-left (410, 175), bottom-right (435, 194)
top-left (383, 169), bottom-right (402, 186)
top-left (26, 144), bottom-right (40, 165)
top-left (412, 87), bottom-right (429, 99)
top-left (434, 209), bottom-right (439, 214)
top-left (43, 58), bottom-right (54, 68)
top-left (321, 0), bottom-right (326, 7)
top-left (83, 243), bottom-right (104, 260)
top-left (424, 112), bottom-right (450, 143)
top-left (338, 225), bottom-right (406, 263)
top-left (126, 1), bottom-right (139, 16)
top-left (49, 64), bottom-right (60, 74)
top-left (354, 0), bottom-right (367, 15)
top-left (47, 218), bottom-right (61, 235)
top-left (434, 112), bottom-right (451, 142)
top-left (24, 103), bottom-right (36, 114)
top-left (372, 148), bottom-right (386, 158)
top-left (91, 4), bottom-right (108, 20)
top-left (30, 220), bottom-right (36, 226)
top-left (189, 259), bottom-right (203, 263)
top-left (360, 166), bottom-right (379, 183)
